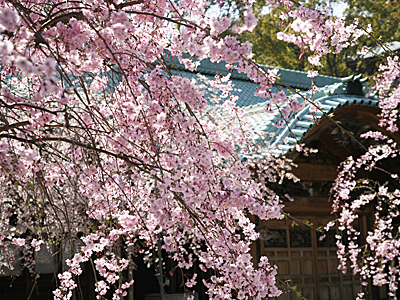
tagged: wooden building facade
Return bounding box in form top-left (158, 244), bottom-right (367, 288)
top-left (248, 103), bottom-right (400, 300)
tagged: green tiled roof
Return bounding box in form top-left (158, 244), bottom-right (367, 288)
top-left (243, 94), bottom-right (377, 156)
top-left (174, 70), bottom-right (285, 107)
top-left (172, 58), bottom-right (378, 156)
top-left (167, 56), bottom-right (342, 92)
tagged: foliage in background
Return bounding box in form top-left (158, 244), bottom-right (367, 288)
top-left (212, 0), bottom-right (400, 77)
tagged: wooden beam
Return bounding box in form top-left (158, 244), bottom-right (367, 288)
top-left (284, 197), bottom-right (333, 215)
top-left (292, 163), bottom-right (338, 181)
top-left (283, 197), bottom-right (373, 215)
top-left (311, 216), bottom-right (321, 300)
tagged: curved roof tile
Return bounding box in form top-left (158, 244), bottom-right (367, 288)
top-left (244, 94), bottom-right (378, 156)
top-left (173, 58), bottom-right (378, 156)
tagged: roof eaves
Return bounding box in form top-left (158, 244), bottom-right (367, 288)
top-left (243, 94), bottom-right (378, 157)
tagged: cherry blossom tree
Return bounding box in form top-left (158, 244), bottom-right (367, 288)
top-left (0, 0), bottom-right (399, 299)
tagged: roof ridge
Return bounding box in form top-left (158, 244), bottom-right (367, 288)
top-left (164, 56), bottom-right (343, 90)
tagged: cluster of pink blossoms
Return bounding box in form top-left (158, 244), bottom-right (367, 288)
top-left (276, 4), bottom-right (367, 66)
top-left (0, 0), bottom-right (293, 299)
top-left (331, 141), bottom-right (400, 299)
top-left (370, 56), bottom-right (400, 132)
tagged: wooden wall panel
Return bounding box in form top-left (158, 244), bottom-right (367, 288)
top-left (262, 217), bottom-right (368, 300)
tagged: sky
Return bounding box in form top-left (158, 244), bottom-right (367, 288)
top-left (331, 2), bottom-right (348, 17)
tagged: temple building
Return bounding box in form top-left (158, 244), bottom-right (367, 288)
top-left (1, 57), bottom-right (399, 300)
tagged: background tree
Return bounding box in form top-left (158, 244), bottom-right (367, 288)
top-left (232, 0), bottom-right (356, 77)
top-left (339, 0), bottom-right (400, 75)
top-left (238, 0), bottom-right (325, 72)
top-left (224, 0), bottom-right (400, 77)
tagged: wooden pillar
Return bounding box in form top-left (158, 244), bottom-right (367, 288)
top-left (310, 217), bottom-right (321, 300)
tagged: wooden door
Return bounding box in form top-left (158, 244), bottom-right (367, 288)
top-left (261, 217), bottom-right (362, 300)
